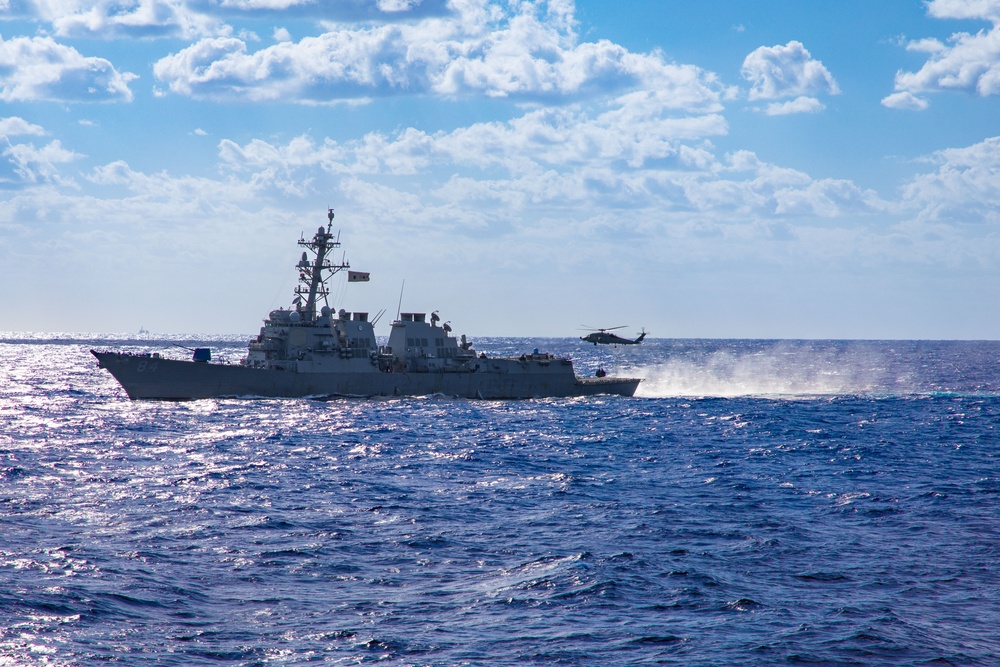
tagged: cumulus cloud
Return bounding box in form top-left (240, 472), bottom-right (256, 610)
top-left (884, 0), bottom-right (1000, 108)
top-left (881, 91), bottom-right (929, 111)
top-left (85, 159), bottom-right (264, 202)
top-left (218, 0), bottom-right (451, 20)
top-left (741, 40), bottom-right (839, 114)
top-left (216, 89), bottom-right (729, 180)
top-left (19, 0), bottom-right (221, 39)
top-left (901, 136), bottom-right (1000, 223)
top-left (1, 138), bottom-right (82, 187)
top-left (209, 89), bottom-right (889, 227)
top-left (0, 116), bottom-right (47, 137)
top-left (7, 0), bottom-right (451, 39)
top-left (762, 96), bottom-right (825, 116)
top-left (0, 35), bottom-right (137, 102)
top-left (153, 30), bottom-right (424, 101)
top-left (152, 1), bottom-right (729, 107)
top-left (926, 0), bottom-right (1000, 22)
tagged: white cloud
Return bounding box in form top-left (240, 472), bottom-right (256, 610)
top-left (11, 0), bottom-right (453, 40)
top-left (153, 1), bottom-right (729, 108)
top-left (28, 0), bottom-right (223, 39)
top-left (0, 35), bottom-right (137, 102)
top-left (215, 88), bottom-right (730, 184)
top-left (901, 136), bottom-right (1000, 224)
top-left (770, 178), bottom-right (884, 218)
top-left (0, 116), bottom-right (47, 137)
top-left (153, 29), bottom-right (423, 101)
top-left (377, 0), bottom-right (422, 11)
top-left (741, 40), bottom-right (840, 105)
top-left (216, 0), bottom-right (318, 8)
top-left (217, 0), bottom-right (451, 19)
top-left (762, 96), bottom-right (825, 116)
top-left (926, 0), bottom-right (1000, 22)
top-left (906, 37), bottom-right (948, 55)
top-left (0, 117), bottom-right (76, 187)
top-left (85, 159), bottom-right (262, 200)
top-left (1, 139), bottom-right (82, 185)
top-left (896, 28), bottom-right (1000, 96)
top-left (886, 2), bottom-right (1000, 107)
top-left (881, 90), bottom-right (929, 110)
top-left (209, 92), bottom-right (891, 230)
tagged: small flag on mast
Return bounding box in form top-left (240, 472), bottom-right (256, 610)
top-left (348, 271), bottom-right (370, 282)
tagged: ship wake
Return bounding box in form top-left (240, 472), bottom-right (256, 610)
top-left (631, 345), bottom-right (913, 398)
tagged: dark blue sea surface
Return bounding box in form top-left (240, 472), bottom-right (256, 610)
top-left (2, 335), bottom-right (999, 666)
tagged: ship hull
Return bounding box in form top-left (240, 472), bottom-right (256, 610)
top-left (92, 351), bottom-right (640, 400)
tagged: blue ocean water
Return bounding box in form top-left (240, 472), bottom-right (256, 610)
top-left (2, 335), bottom-right (999, 666)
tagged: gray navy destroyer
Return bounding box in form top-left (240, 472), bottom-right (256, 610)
top-left (93, 209), bottom-right (641, 400)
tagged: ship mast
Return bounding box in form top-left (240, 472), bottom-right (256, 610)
top-left (294, 208), bottom-right (349, 322)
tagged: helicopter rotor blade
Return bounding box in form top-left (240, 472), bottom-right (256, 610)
top-left (579, 324), bottom-right (628, 332)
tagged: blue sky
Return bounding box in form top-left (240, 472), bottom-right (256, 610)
top-left (3, 0), bottom-right (1000, 338)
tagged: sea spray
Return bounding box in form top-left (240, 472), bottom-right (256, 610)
top-left (632, 341), bottom-right (917, 397)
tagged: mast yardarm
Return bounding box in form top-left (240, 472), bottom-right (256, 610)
top-left (294, 208), bottom-right (349, 322)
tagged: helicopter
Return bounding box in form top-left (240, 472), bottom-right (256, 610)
top-left (580, 326), bottom-right (647, 346)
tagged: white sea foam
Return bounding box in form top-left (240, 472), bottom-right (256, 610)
top-left (632, 344), bottom-right (908, 398)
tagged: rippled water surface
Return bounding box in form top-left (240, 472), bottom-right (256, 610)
top-left (2, 335), bottom-right (999, 666)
